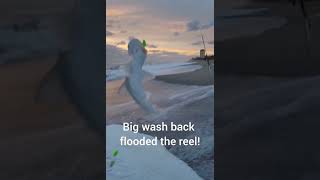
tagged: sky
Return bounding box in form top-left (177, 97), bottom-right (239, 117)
top-left (106, 0), bottom-right (214, 62)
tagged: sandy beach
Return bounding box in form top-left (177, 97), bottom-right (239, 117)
top-left (215, 2), bottom-right (320, 179)
top-left (215, 74), bottom-right (320, 180)
top-left (107, 61), bottom-right (214, 179)
top-left (156, 61), bottom-right (214, 86)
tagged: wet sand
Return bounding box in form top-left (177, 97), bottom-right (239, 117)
top-left (156, 61), bottom-right (214, 86)
top-left (215, 2), bottom-right (320, 179)
top-left (215, 74), bottom-right (320, 180)
top-left (107, 61), bottom-right (214, 179)
top-left (157, 61), bottom-right (214, 180)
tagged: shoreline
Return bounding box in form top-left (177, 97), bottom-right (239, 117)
top-left (155, 61), bottom-right (214, 86)
top-left (106, 60), bottom-right (214, 179)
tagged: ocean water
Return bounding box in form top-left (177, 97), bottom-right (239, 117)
top-left (106, 62), bottom-right (214, 180)
top-left (106, 62), bottom-right (202, 81)
top-left (106, 62), bottom-right (213, 124)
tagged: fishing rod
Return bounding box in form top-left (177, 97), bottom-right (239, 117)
top-left (201, 34), bottom-right (213, 85)
top-left (201, 34), bottom-right (212, 72)
top-left (289, 0), bottom-right (311, 55)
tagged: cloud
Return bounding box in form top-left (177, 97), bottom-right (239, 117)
top-left (128, 36), bottom-right (136, 41)
top-left (106, 21), bottom-right (113, 28)
top-left (191, 40), bottom-right (214, 46)
top-left (191, 41), bottom-right (203, 46)
top-left (107, 44), bottom-right (192, 65)
top-left (106, 30), bottom-right (114, 36)
top-left (201, 21), bottom-right (214, 29)
top-left (186, 20), bottom-right (214, 32)
top-left (208, 41), bottom-right (214, 45)
top-left (106, 44), bottom-right (129, 66)
top-left (107, 19), bottom-right (118, 25)
top-left (107, 19), bottom-right (122, 29)
top-left (116, 41), bottom-right (126, 46)
top-left (107, 0), bottom-right (213, 23)
top-left (187, 20), bottom-right (201, 31)
top-left (147, 44), bottom-right (158, 48)
top-left (173, 32), bottom-right (180, 36)
top-left (149, 49), bottom-right (161, 53)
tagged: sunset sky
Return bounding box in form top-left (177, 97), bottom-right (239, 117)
top-left (106, 0), bottom-right (214, 59)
